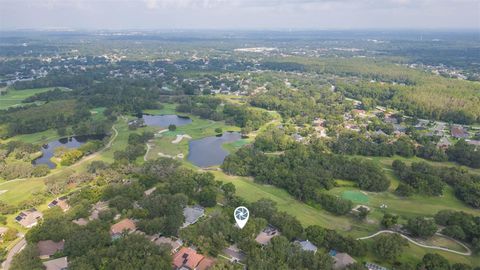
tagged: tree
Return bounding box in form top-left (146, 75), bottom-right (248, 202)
top-left (373, 233), bottom-right (408, 261)
top-left (406, 217), bottom-right (437, 238)
top-left (168, 124), bottom-right (176, 131)
top-left (221, 183), bottom-right (236, 198)
top-left (357, 206), bottom-right (369, 220)
top-left (305, 225), bottom-right (327, 247)
top-left (417, 253), bottom-right (450, 270)
top-left (198, 188), bottom-right (217, 207)
top-left (381, 213), bottom-right (398, 229)
top-left (442, 225), bottom-right (466, 241)
top-left (215, 127), bottom-right (223, 134)
top-left (10, 244), bottom-right (44, 270)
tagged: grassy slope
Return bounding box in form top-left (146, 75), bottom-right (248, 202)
top-left (0, 87), bottom-right (54, 109)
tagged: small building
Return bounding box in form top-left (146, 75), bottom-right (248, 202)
top-left (437, 137), bottom-right (452, 149)
top-left (173, 247), bottom-right (214, 270)
top-left (15, 208), bottom-right (43, 228)
top-left (110, 218), bottom-right (136, 237)
top-left (330, 250), bottom-right (356, 270)
top-left (223, 245), bottom-right (246, 262)
top-left (153, 236), bottom-right (182, 253)
top-left (182, 206), bottom-right (205, 228)
top-left (48, 197), bottom-right (70, 212)
top-left (37, 240), bottom-right (65, 259)
top-left (451, 125), bottom-right (469, 139)
top-left (295, 240), bottom-right (318, 253)
top-left (144, 187), bottom-right (157, 196)
top-left (255, 226), bottom-right (280, 245)
top-left (72, 218), bottom-right (89, 226)
top-left (89, 201), bottom-right (109, 220)
top-left (292, 133), bottom-right (305, 142)
top-left (43, 256), bottom-right (68, 270)
top-left (352, 109), bottom-right (367, 118)
top-left (0, 227), bottom-right (9, 236)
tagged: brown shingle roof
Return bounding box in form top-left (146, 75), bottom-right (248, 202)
top-left (110, 219), bottom-right (136, 235)
top-left (37, 240), bottom-right (64, 258)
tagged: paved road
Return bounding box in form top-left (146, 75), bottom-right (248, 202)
top-left (2, 238), bottom-right (26, 270)
top-left (357, 230), bottom-right (471, 256)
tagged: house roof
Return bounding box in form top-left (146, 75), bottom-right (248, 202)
top-left (43, 256), bottom-right (68, 270)
top-left (183, 206), bottom-right (204, 227)
top-left (154, 237), bottom-right (182, 252)
top-left (451, 126), bottom-right (469, 138)
top-left (295, 240), bottom-right (318, 253)
top-left (255, 226), bottom-right (279, 245)
top-left (223, 245), bottom-right (246, 261)
top-left (197, 257), bottom-right (215, 270)
top-left (0, 227), bottom-right (9, 235)
top-left (173, 247), bottom-right (205, 270)
top-left (16, 209), bottom-right (43, 228)
top-left (37, 240), bottom-right (65, 257)
top-left (110, 219), bottom-right (136, 235)
top-left (333, 252), bottom-right (356, 269)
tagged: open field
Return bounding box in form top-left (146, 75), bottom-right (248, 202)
top-left (0, 87), bottom-right (69, 110)
top-left (0, 179), bottom-right (45, 205)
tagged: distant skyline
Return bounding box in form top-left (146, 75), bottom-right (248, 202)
top-left (0, 0), bottom-right (479, 30)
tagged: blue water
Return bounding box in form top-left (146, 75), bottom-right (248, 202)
top-left (32, 135), bottom-right (104, 169)
top-left (142, 114), bottom-right (192, 127)
top-left (187, 132), bottom-right (241, 167)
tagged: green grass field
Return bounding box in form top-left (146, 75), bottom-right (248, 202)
top-left (0, 179), bottom-right (45, 205)
top-left (0, 87), bottom-right (68, 110)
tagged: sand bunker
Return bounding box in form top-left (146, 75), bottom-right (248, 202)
top-left (172, 134), bottom-right (192, 144)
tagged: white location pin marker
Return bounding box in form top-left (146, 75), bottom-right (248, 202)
top-left (234, 206), bottom-right (249, 229)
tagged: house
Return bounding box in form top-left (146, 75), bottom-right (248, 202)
top-left (295, 240), bottom-right (318, 253)
top-left (330, 250), bottom-right (356, 269)
top-left (315, 126), bottom-right (328, 138)
top-left (89, 201), bottom-right (109, 220)
top-left (173, 247), bottom-right (214, 270)
top-left (292, 133), bottom-right (305, 142)
top-left (255, 226), bottom-right (280, 245)
top-left (153, 236), bottom-right (182, 253)
top-left (48, 197), bottom-right (70, 212)
top-left (43, 256), bottom-right (68, 270)
top-left (37, 240), bottom-right (65, 259)
top-left (110, 218), bottom-right (136, 237)
top-left (72, 218), bottom-right (88, 226)
top-left (365, 262), bottom-right (389, 270)
top-left (451, 125), bottom-right (469, 139)
top-left (437, 137), bottom-right (452, 149)
top-left (15, 208), bottom-right (43, 228)
top-left (352, 109), bottom-right (367, 118)
top-left (144, 186), bottom-right (157, 196)
top-left (183, 206), bottom-right (205, 228)
top-left (0, 227), bottom-right (9, 237)
top-left (223, 245), bottom-right (246, 262)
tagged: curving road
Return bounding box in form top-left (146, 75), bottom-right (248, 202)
top-left (357, 230), bottom-right (471, 256)
top-left (2, 237), bottom-right (26, 270)
top-left (0, 124), bottom-right (120, 269)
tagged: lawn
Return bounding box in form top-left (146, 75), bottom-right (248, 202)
top-left (212, 171), bottom-right (357, 231)
top-left (0, 179), bottom-right (45, 205)
top-left (0, 87), bottom-right (68, 110)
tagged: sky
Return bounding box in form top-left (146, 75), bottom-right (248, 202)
top-left (0, 0), bottom-right (479, 30)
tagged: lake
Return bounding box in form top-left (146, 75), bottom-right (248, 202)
top-left (32, 135), bottom-right (105, 169)
top-left (188, 132), bottom-right (242, 167)
top-left (142, 114), bottom-right (192, 127)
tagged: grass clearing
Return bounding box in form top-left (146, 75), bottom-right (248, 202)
top-left (0, 87), bottom-right (69, 110)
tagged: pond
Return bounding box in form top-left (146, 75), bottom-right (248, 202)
top-left (142, 114), bottom-right (192, 127)
top-left (187, 132), bottom-right (242, 167)
top-left (32, 135), bottom-right (105, 169)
